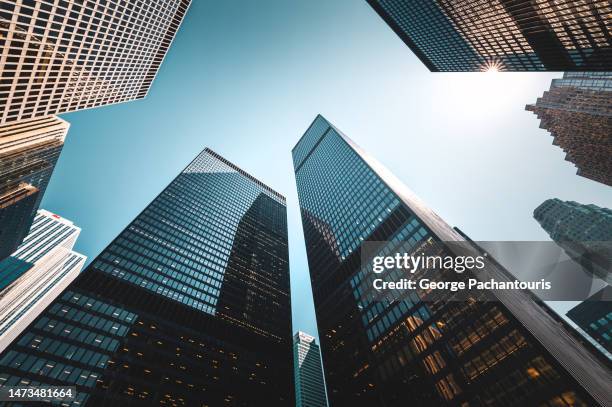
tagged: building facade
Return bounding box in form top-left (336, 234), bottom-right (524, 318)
top-left (294, 331), bottom-right (329, 407)
top-left (0, 116), bottom-right (67, 261)
top-left (526, 72), bottom-right (611, 186)
top-left (0, 0), bottom-right (191, 124)
top-left (0, 208), bottom-right (82, 290)
top-left (367, 0), bottom-right (611, 71)
top-left (534, 199), bottom-right (612, 284)
top-left (293, 115), bottom-right (611, 406)
top-left (567, 286), bottom-right (612, 355)
top-left (0, 246), bottom-right (85, 354)
top-left (0, 149), bottom-right (293, 406)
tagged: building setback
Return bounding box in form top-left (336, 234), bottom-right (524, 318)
top-left (293, 114), bottom-right (611, 406)
top-left (0, 208), bottom-right (82, 291)
top-left (567, 286), bottom-right (612, 356)
top-left (534, 198), bottom-right (612, 284)
top-left (0, 116), bottom-right (67, 262)
top-left (526, 72), bottom-right (612, 187)
top-left (294, 331), bottom-right (329, 407)
top-left (0, 0), bottom-right (191, 124)
top-left (0, 148), bottom-right (293, 406)
top-left (0, 209), bottom-right (85, 353)
top-left (366, 0), bottom-right (612, 71)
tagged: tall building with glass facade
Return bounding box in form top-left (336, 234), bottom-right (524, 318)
top-left (366, 0), bottom-right (611, 71)
top-left (526, 72), bottom-right (611, 186)
top-left (567, 286), bottom-right (612, 355)
top-left (293, 114), bottom-right (611, 406)
top-left (534, 199), bottom-right (612, 284)
top-left (0, 0), bottom-right (191, 124)
top-left (294, 331), bottom-right (328, 407)
top-left (0, 116), bottom-right (67, 262)
top-left (0, 209), bottom-right (82, 291)
top-left (0, 148), bottom-right (293, 406)
top-left (0, 209), bottom-right (85, 353)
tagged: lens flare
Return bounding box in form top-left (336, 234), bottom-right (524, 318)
top-left (482, 60), bottom-right (503, 73)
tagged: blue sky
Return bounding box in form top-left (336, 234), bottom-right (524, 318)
top-left (43, 0), bottom-right (612, 339)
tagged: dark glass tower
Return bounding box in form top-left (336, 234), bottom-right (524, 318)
top-left (294, 331), bottom-right (328, 407)
top-left (0, 116), bottom-right (67, 261)
top-left (526, 72), bottom-right (612, 187)
top-left (293, 115), bottom-right (611, 406)
top-left (534, 199), bottom-right (612, 284)
top-left (0, 149), bottom-right (293, 406)
top-left (367, 0), bottom-right (612, 71)
top-left (567, 286), bottom-right (612, 355)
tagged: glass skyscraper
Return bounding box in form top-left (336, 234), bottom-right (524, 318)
top-left (0, 149), bottom-right (293, 406)
top-left (294, 331), bottom-right (328, 407)
top-left (534, 199), bottom-right (612, 284)
top-left (293, 115), bottom-right (611, 406)
top-left (526, 72), bottom-right (612, 187)
top-left (0, 116), bottom-right (68, 262)
top-left (567, 286), bottom-right (612, 356)
top-left (366, 0), bottom-right (611, 71)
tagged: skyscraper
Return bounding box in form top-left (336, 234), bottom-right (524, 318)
top-left (526, 72), bottom-right (612, 186)
top-left (0, 148), bottom-right (293, 406)
top-left (534, 199), bottom-right (612, 284)
top-left (294, 331), bottom-right (328, 407)
top-left (0, 116), bottom-right (67, 261)
top-left (0, 209), bottom-right (82, 290)
top-left (366, 0), bottom-right (611, 71)
top-left (567, 286), bottom-right (612, 355)
top-left (0, 0), bottom-right (191, 124)
top-left (293, 114), bottom-right (611, 406)
top-left (0, 209), bottom-right (85, 354)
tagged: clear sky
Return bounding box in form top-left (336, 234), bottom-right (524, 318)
top-left (43, 0), bottom-right (612, 340)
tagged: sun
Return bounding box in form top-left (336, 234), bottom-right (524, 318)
top-left (482, 60), bottom-right (503, 73)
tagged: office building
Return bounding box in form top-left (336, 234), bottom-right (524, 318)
top-left (367, 0), bottom-right (611, 71)
top-left (0, 148), bottom-right (293, 406)
top-left (0, 116), bottom-right (67, 261)
top-left (294, 331), bottom-right (328, 407)
top-left (0, 209), bottom-right (82, 290)
top-left (567, 286), bottom-right (612, 355)
top-left (534, 199), bottom-right (612, 284)
top-left (0, 248), bottom-right (85, 354)
top-left (0, 0), bottom-right (191, 124)
top-left (526, 72), bottom-right (612, 186)
top-left (293, 114), bottom-right (611, 406)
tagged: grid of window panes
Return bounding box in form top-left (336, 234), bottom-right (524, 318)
top-left (0, 208), bottom-right (79, 290)
top-left (0, 290), bottom-right (136, 407)
top-left (0, 116), bottom-right (66, 201)
top-left (0, 251), bottom-right (85, 338)
top-left (0, 0), bottom-right (190, 124)
top-left (551, 72), bottom-right (612, 92)
top-left (567, 286), bottom-right (612, 354)
top-left (0, 116), bottom-right (66, 259)
top-left (292, 115), bottom-right (334, 170)
top-left (92, 149), bottom-right (286, 315)
top-left (367, 0), bottom-right (485, 71)
top-left (534, 199), bottom-right (612, 241)
top-left (294, 333), bottom-right (328, 407)
top-left (367, 0), bottom-right (611, 71)
top-left (0, 148), bottom-right (293, 406)
top-left (294, 115), bottom-right (597, 406)
top-left (294, 118), bottom-right (400, 260)
top-left (526, 72), bottom-right (611, 186)
top-left (438, 0), bottom-right (546, 70)
top-left (11, 209), bottom-right (80, 263)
